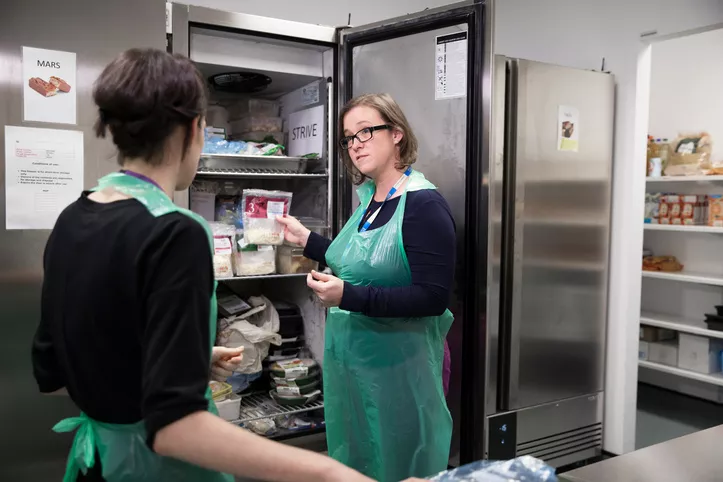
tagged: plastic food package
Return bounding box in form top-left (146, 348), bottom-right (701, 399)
top-left (430, 456), bottom-right (557, 482)
top-left (236, 244), bottom-right (276, 276)
top-left (225, 99), bottom-right (280, 119)
top-left (242, 189), bottom-right (293, 245)
top-left (277, 244), bottom-right (318, 274)
top-left (215, 195), bottom-right (242, 228)
top-left (233, 131), bottom-right (285, 145)
top-left (664, 132), bottom-right (713, 176)
top-left (210, 223), bottom-right (237, 279)
top-left (216, 395), bottom-right (241, 421)
top-left (230, 117), bottom-right (283, 134)
top-left (270, 358), bottom-right (319, 379)
top-left (209, 381), bottom-right (233, 402)
top-left (243, 417), bottom-right (276, 436)
top-left (644, 193), bottom-right (660, 224)
top-left (709, 195), bottom-right (723, 227)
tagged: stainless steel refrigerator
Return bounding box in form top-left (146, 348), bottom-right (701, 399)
top-left (482, 56), bottom-right (614, 466)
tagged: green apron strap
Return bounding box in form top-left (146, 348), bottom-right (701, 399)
top-left (53, 413), bottom-right (96, 482)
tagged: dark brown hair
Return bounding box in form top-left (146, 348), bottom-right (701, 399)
top-left (93, 48), bottom-right (207, 165)
top-left (339, 93), bottom-right (419, 185)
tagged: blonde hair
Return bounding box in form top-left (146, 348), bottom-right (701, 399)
top-left (339, 93), bottom-right (419, 185)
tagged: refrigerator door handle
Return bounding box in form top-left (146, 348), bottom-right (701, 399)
top-left (497, 59), bottom-right (521, 411)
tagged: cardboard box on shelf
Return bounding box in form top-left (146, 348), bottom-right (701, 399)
top-left (639, 341), bottom-right (649, 361)
top-left (648, 341), bottom-right (678, 367)
top-left (678, 333), bottom-right (723, 374)
top-left (640, 326), bottom-right (676, 343)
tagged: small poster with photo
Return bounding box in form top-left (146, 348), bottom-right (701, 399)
top-left (558, 105), bottom-right (579, 152)
top-left (22, 46), bottom-right (77, 124)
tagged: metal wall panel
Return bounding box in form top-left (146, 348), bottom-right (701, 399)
top-left (0, 1), bottom-right (165, 479)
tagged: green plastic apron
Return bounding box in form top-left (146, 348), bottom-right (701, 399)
top-left (52, 172), bottom-right (233, 482)
top-left (324, 170), bottom-right (453, 482)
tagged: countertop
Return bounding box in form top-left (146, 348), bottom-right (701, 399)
top-left (560, 424), bottom-right (723, 482)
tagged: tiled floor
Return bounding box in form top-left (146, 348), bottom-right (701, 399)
top-left (636, 383), bottom-right (723, 449)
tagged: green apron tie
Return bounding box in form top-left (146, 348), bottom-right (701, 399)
top-left (54, 413), bottom-right (96, 482)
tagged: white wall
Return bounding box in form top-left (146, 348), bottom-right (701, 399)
top-left (649, 28), bottom-right (723, 162)
top-left (179, 0), bottom-right (723, 455)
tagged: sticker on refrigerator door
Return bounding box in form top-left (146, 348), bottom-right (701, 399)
top-left (435, 31), bottom-right (468, 100)
top-left (22, 46), bottom-right (77, 124)
top-left (4, 126), bottom-right (83, 230)
top-left (300, 82), bottom-right (320, 106)
top-left (558, 105), bottom-right (580, 152)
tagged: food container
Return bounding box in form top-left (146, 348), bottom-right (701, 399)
top-left (225, 99), bottom-right (280, 119)
top-left (232, 131), bottom-right (285, 145)
top-left (709, 195), bottom-right (723, 227)
top-left (235, 245), bottom-right (276, 276)
top-left (271, 371), bottom-right (320, 388)
top-left (209, 381), bottom-right (233, 402)
top-left (270, 389), bottom-right (321, 407)
top-left (230, 117), bottom-right (283, 134)
top-left (271, 379), bottom-right (321, 396)
top-left (210, 223), bottom-right (237, 279)
top-left (242, 190), bottom-right (293, 245)
top-left (277, 244), bottom-right (318, 274)
top-left (270, 358), bottom-right (319, 380)
top-left (216, 395), bottom-right (241, 421)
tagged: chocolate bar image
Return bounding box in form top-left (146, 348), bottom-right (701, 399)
top-left (49, 76), bottom-right (71, 93)
top-left (28, 77), bottom-right (57, 97)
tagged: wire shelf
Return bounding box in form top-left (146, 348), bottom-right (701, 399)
top-left (196, 167), bottom-right (328, 179)
top-left (233, 392), bottom-right (324, 424)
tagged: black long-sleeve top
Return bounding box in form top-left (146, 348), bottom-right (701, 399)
top-left (305, 189), bottom-right (456, 318)
top-left (32, 193), bottom-right (214, 462)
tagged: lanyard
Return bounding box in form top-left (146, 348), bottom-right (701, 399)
top-left (359, 167), bottom-right (412, 233)
top-left (120, 169), bottom-right (164, 191)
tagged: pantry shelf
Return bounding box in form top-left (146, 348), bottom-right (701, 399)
top-left (217, 273), bottom-right (308, 281)
top-left (233, 392), bottom-right (324, 424)
top-left (644, 224), bottom-right (723, 234)
top-left (641, 270), bottom-right (723, 287)
top-left (639, 360), bottom-right (723, 387)
top-left (640, 312), bottom-right (723, 340)
top-left (646, 175), bottom-right (723, 183)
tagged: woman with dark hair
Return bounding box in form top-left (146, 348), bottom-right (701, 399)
top-left (278, 93), bottom-right (456, 481)
top-left (31, 48), bottom-right (372, 482)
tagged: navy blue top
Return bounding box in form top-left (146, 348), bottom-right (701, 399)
top-left (304, 189), bottom-right (456, 318)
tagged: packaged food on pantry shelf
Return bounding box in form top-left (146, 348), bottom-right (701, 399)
top-left (277, 244), bottom-right (318, 274)
top-left (709, 195), bottom-right (723, 227)
top-left (225, 99), bottom-right (280, 119)
top-left (642, 255), bottom-right (683, 272)
top-left (664, 132), bottom-right (713, 176)
top-left (230, 117), bottom-right (283, 134)
top-left (644, 193), bottom-right (660, 224)
top-left (210, 223), bottom-right (237, 279)
top-left (242, 189), bottom-right (293, 245)
top-left (209, 381), bottom-right (233, 402)
top-left (235, 243), bottom-right (276, 276)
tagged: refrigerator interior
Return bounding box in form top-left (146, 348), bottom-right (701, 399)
top-left (185, 25), bottom-right (335, 441)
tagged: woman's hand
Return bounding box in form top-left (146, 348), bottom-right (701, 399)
top-left (211, 346), bottom-right (244, 382)
top-left (307, 270), bottom-right (344, 307)
top-left (277, 215), bottom-right (311, 248)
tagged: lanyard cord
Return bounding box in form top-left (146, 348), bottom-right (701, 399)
top-left (359, 167), bottom-right (412, 233)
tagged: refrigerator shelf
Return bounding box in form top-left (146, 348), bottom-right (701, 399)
top-left (641, 270), bottom-right (723, 287)
top-left (640, 312), bottom-right (723, 340)
top-left (199, 153), bottom-right (321, 175)
top-left (232, 392), bottom-right (324, 424)
top-left (196, 167), bottom-right (328, 179)
top-left (644, 224), bottom-right (723, 234)
top-left (217, 273), bottom-right (307, 281)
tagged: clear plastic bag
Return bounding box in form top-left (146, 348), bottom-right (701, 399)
top-left (241, 189), bottom-right (293, 246)
top-left (430, 456), bottom-right (558, 482)
top-left (210, 223), bottom-right (237, 279)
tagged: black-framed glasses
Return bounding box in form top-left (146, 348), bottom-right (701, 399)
top-left (339, 124), bottom-right (390, 150)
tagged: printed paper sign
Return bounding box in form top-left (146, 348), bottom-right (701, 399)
top-left (558, 105), bottom-right (580, 152)
top-left (435, 31), bottom-right (468, 100)
top-left (5, 126), bottom-right (84, 230)
top-left (288, 105), bottom-right (325, 157)
top-left (23, 46), bottom-right (77, 124)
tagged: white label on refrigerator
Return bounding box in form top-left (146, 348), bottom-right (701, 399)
top-left (558, 105), bottom-right (580, 152)
top-left (22, 46), bottom-right (77, 124)
top-left (5, 126), bottom-right (83, 230)
top-left (435, 31), bottom-right (468, 100)
top-left (301, 82), bottom-right (320, 106)
top-left (288, 105), bottom-right (324, 157)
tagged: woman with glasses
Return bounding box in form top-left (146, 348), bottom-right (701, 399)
top-left (277, 93), bottom-right (455, 481)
